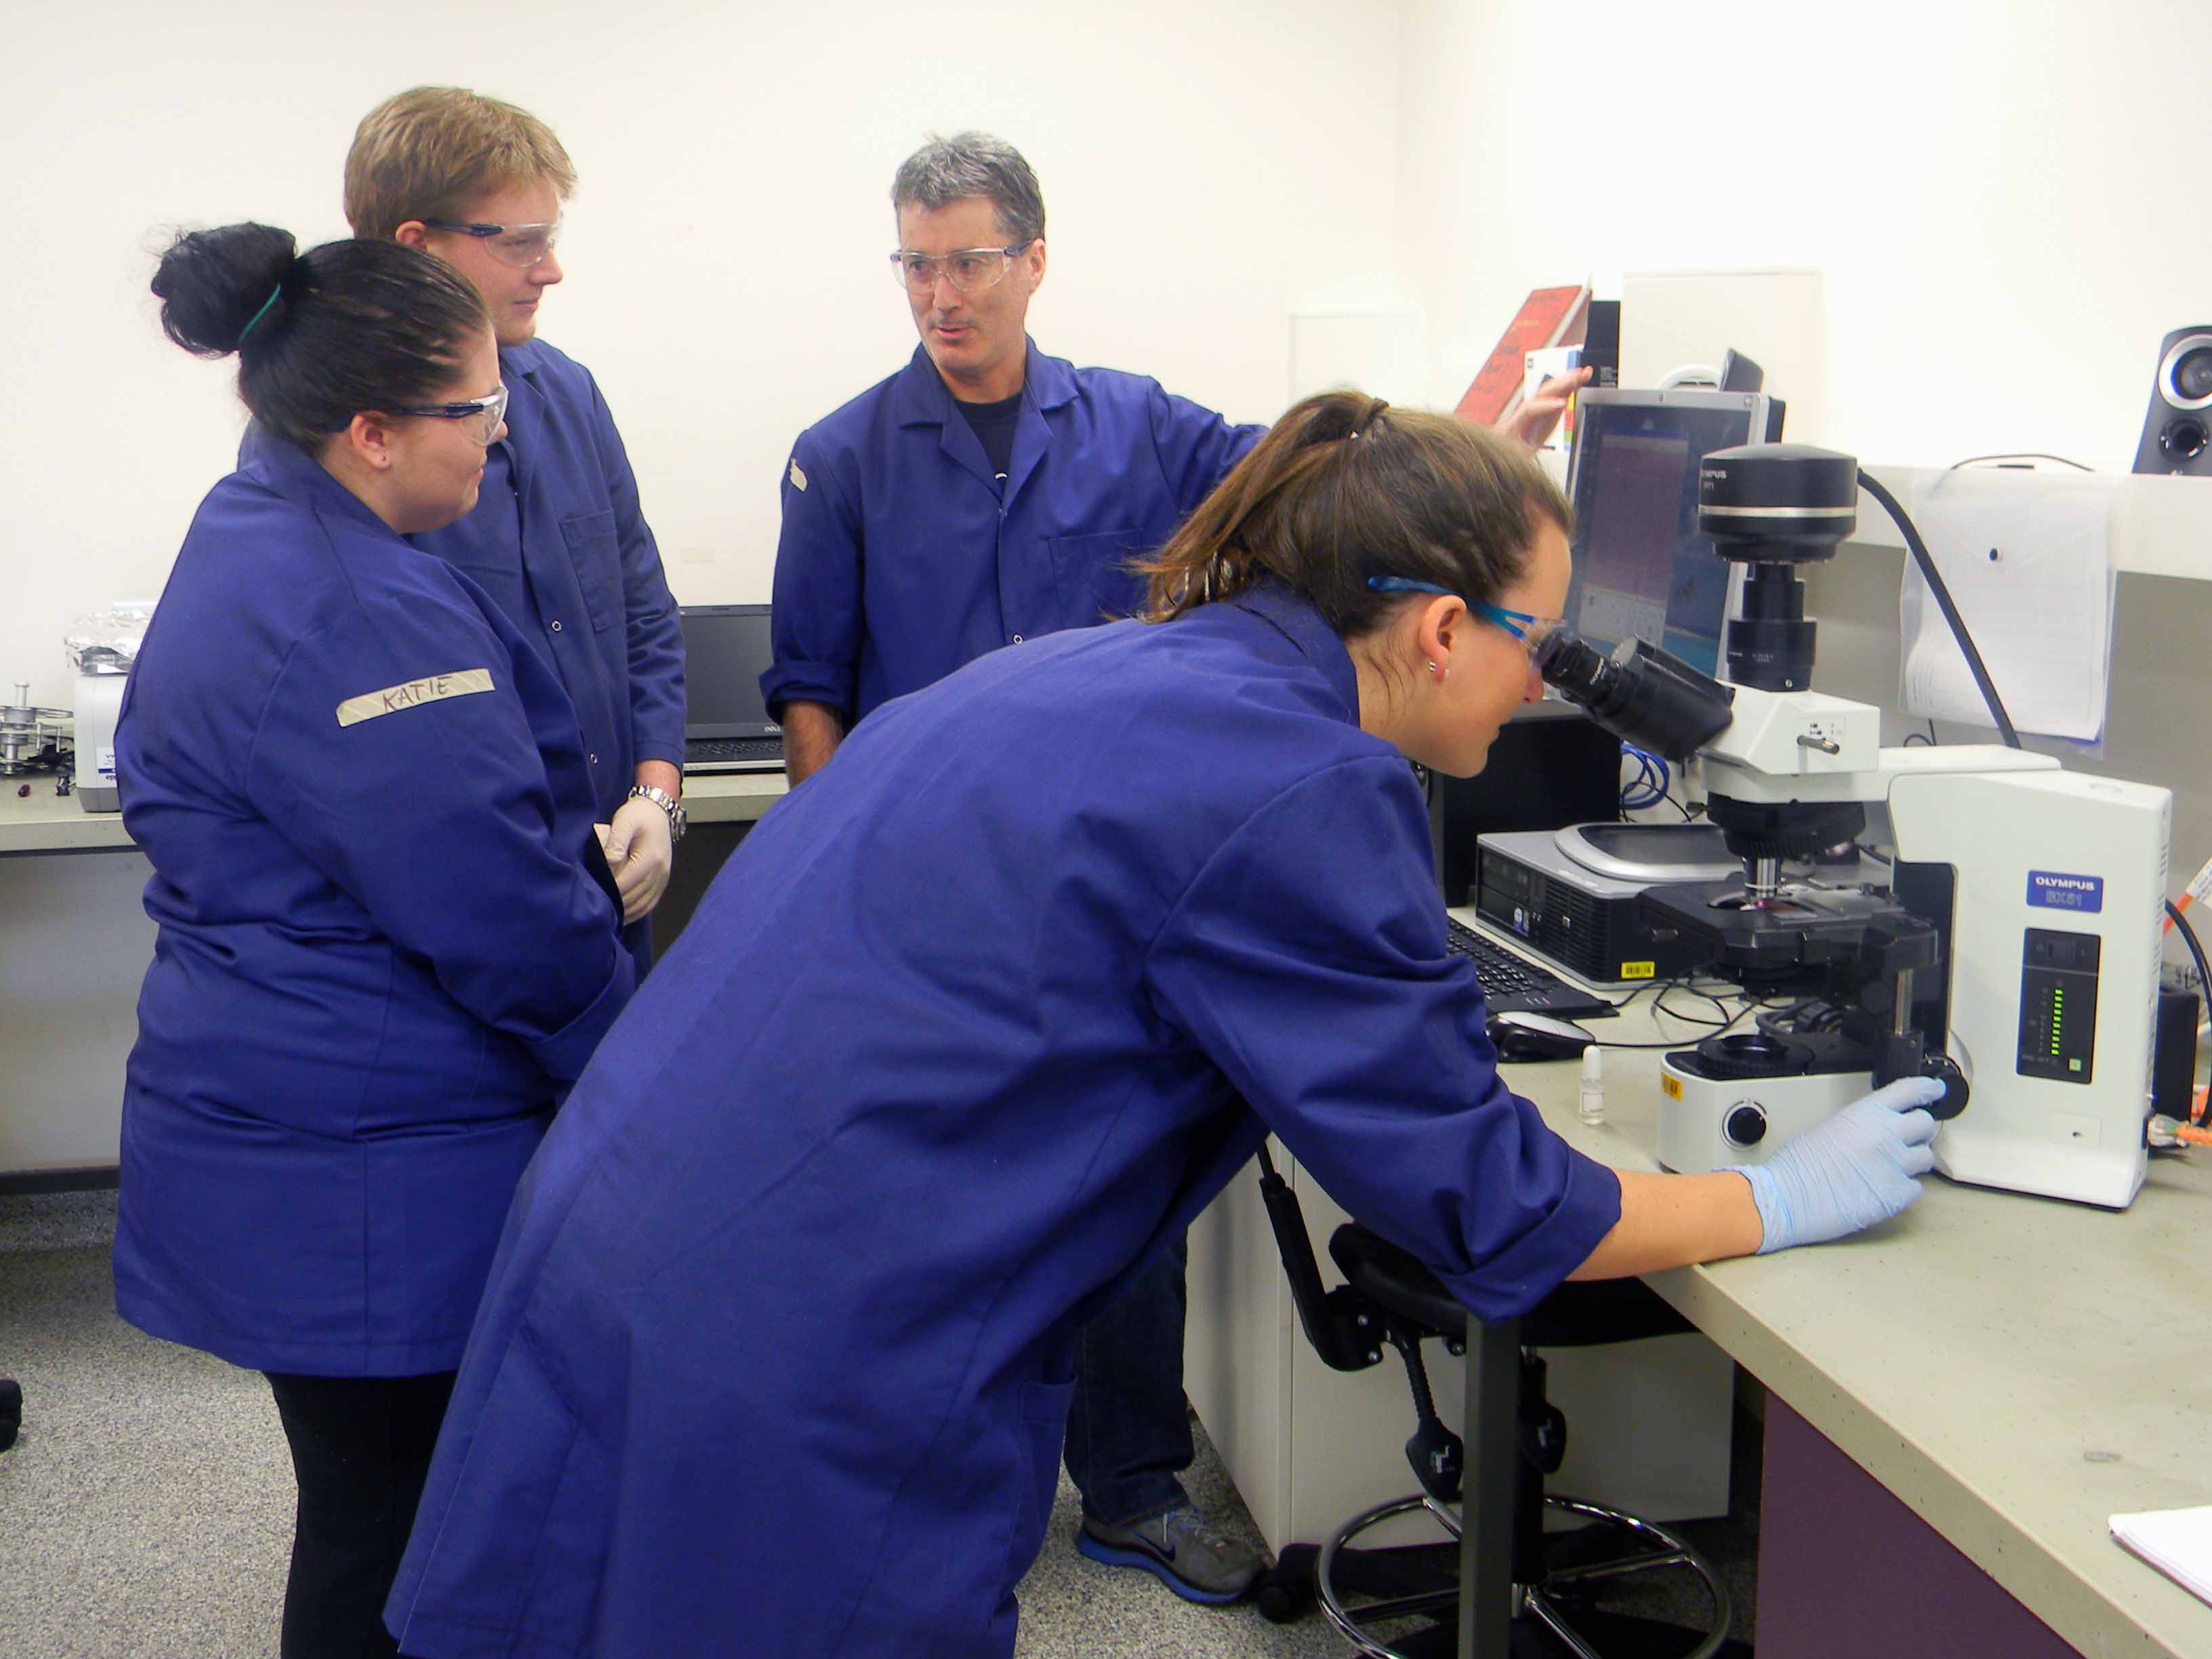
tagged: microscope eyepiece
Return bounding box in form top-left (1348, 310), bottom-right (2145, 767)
top-left (1532, 631), bottom-right (1736, 762)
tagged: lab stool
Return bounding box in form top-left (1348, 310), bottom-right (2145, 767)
top-left (1254, 1149), bottom-right (1737, 1659)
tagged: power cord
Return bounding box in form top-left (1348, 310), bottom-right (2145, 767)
top-left (1618, 743), bottom-right (1672, 812)
top-left (1863, 468), bottom-right (2212, 1126)
top-left (1946, 453), bottom-right (2094, 472)
top-left (1856, 469), bottom-right (2020, 747)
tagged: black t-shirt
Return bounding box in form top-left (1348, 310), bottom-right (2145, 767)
top-left (954, 390), bottom-right (1023, 483)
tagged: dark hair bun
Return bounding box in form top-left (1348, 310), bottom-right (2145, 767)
top-left (151, 223), bottom-right (299, 357)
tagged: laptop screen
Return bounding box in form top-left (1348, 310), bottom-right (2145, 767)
top-left (678, 605), bottom-right (780, 739)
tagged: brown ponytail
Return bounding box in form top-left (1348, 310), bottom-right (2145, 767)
top-left (1139, 389), bottom-right (1570, 634)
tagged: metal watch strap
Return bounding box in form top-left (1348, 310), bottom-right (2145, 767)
top-left (628, 783), bottom-right (686, 844)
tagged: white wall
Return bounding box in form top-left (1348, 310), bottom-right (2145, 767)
top-left (1, 0), bottom-right (1402, 711)
top-left (1395, 0), bottom-right (2212, 473)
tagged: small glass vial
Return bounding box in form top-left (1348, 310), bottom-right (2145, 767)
top-left (1578, 1047), bottom-right (1605, 1124)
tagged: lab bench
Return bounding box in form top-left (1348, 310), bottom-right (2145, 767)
top-left (0, 773), bottom-right (786, 1183)
top-left (1188, 929), bottom-right (2212, 1658)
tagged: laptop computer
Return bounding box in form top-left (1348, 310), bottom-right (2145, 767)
top-left (679, 604), bottom-right (785, 775)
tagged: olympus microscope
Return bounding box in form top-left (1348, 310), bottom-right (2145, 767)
top-left (1533, 445), bottom-right (2169, 1210)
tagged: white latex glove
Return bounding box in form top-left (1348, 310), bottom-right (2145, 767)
top-left (1732, 1076), bottom-right (1946, 1254)
top-left (598, 796), bottom-right (674, 926)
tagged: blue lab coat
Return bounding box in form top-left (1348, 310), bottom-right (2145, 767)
top-left (387, 583), bottom-right (1624, 1658)
top-left (239, 338), bottom-right (684, 966)
top-left (112, 437), bottom-right (636, 1378)
top-left (761, 339), bottom-right (1263, 723)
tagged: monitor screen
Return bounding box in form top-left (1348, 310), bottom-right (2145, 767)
top-left (1562, 390), bottom-right (1775, 680)
top-left (678, 605), bottom-right (779, 737)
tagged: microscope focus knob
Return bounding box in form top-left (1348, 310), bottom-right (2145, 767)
top-left (1723, 1103), bottom-right (1769, 1148)
top-left (1921, 1054), bottom-right (1970, 1121)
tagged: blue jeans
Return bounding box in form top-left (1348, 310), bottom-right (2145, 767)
top-left (1062, 1231), bottom-right (1193, 1525)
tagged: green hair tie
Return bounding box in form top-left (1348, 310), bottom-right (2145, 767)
top-left (237, 283), bottom-right (283, 346)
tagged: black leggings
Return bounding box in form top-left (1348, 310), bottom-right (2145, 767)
top-left (262, 1370), bottom-right (457, 1659)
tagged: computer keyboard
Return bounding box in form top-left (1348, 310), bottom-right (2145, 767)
top-left (1445, 918), bottom-right (1615, 1020)
top-left (684, 736), bottom-right (785, 764)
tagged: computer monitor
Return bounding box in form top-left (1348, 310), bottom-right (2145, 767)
top-left (678, 604), bottom-right (779, 740)
top-left (1562, 388), bottom-right (1781, 680)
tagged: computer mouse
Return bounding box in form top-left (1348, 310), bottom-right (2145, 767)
top-left (1486, 1010), bottom-right (1597, 1062)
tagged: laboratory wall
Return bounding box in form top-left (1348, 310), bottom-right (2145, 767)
top-left (1, 0), bottom-right (1402, 710)
top-left (1809, 552), bottom-right (2212, 909)
top-left (1394, 0), bottom-right (2212, 473)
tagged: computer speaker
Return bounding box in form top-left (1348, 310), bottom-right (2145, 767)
top-left (2133, 327), bottom-right (2212, 475)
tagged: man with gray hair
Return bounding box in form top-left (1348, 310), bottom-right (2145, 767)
top-left (761, 131), bottom-right (1270, 1604)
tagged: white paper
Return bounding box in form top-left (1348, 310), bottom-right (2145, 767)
top-left (1896, 469), bottom-right (2118, 741)
top-left (2111, 1504), bottom-right (2212, 1606)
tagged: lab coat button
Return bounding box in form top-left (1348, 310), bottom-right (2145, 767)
top-left (549, 620), bottom-right (563, 633)
top-left (1011, 633), bottom-right (1025, 644)
top-left (588, 753), bottom-right (600, 766)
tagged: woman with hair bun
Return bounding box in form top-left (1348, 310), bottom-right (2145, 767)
top-left (119, 223), bottom-right (636, 1658)
top-left (388, 392), bottom-right (1943, 1657)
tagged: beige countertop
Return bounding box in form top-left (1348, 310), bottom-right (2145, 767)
top-left (0, 769), bottom-right (785, 855)
top-left (1462, 905), bottom-right (2212, 1659)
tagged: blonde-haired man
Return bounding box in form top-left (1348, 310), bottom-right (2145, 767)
top-left (343, 87), bottom-right (684, 943)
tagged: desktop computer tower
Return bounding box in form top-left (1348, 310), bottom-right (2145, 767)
top-left (1428, 704), bottom-right (1620, 907)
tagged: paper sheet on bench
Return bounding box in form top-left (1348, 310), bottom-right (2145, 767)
top-left (2112, 1504), bottom-right (2212, 1607)
top-left (1897, 469), bottom-right (2118, 741)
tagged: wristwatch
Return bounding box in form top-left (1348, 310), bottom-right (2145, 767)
top-left (628, 783), bottom-right (687, 845)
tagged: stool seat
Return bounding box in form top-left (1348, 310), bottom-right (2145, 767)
top-left (1328, 1223), bottom-right (1694, 1347)
top-left (1252, 1145), bottom-right (1736, 1659)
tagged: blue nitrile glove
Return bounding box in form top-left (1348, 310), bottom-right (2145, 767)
top-left (1732, 1076), bottom-right (1946, 1254)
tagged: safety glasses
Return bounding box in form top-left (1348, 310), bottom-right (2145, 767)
top-left (396, 383), bottom-right (510, 445)
top-left (888, 242), bottom-right (1036, 295)
top-left (1364, 575), bottom-right (1564, 655)
top-left (423, 218), bottom-right (561, 269)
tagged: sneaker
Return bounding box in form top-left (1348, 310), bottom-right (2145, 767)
top-left (1076, 1502), bottom-right (1266, 1604)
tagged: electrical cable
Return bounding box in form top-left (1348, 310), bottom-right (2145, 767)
top-left (1591, 979), bottom-right (1765, 1049)
top-left (2165, 901), bottom-right (2211, 1124)
top-left (1874, 466), bottom-right (2212, 1126)
top-left (1857, 468), bottom-right (2020, 748)
top-left (1946, 453), bottom-right (2093, 472)
top-left (2168, 902), bottom-right (2210, 1000)
top-left (1618, 742), bottom-right (1673, 811)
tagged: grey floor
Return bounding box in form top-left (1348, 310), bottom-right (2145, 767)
top-left (1, 1191), bottom-right (1757, 1657)
top-left (0, 1191), bottom-right (1343, 1658)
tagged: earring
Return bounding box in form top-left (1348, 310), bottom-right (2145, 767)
top-left (1425, 661), bottom-right (1437, 675)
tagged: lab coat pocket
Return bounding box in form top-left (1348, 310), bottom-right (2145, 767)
top-left (1047, 527), bottom-right (1149, 628)
top-left (560, 509), bottom-right (621, 634)
top-left (1006, 1375), bottom-right (1079, 1585)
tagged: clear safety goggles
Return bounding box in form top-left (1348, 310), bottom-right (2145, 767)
top-left (424, 218), bottom-right (562, 269)
top-left (888, 242), bottom-right (1036, 295)
top-left (1364, 575), bottom-right (1565, 657)
top-left (396, 383), bottom-right (510, 445)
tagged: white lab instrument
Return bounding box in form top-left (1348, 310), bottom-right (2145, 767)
top-left (65, 603), bottom-right (155, 815)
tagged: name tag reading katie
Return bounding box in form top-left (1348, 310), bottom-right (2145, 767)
top-left (335, 668), bottom-right (496, 728)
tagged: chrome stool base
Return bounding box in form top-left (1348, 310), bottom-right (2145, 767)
top-left (1315, 1490), bottom-right (1733, 1659)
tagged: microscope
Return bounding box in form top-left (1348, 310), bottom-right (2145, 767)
top-left (1534, 445), bottom-right (2169, 1210)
